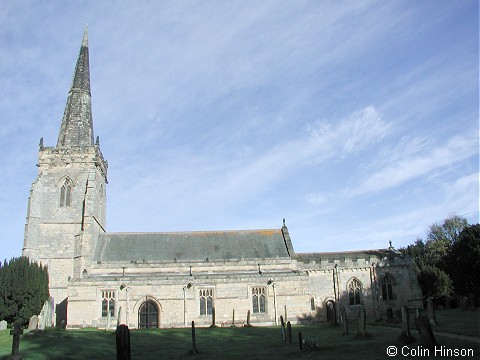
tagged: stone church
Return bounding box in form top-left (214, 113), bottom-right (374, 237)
top-left (22, 28), bottom-right (422, 329)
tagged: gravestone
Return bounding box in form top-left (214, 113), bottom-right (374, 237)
top-left (211, 307), bottom-right (216, 327)
top-left (286, 321), bottom-right (292, 344)
top-left (426, 298), bottom-right (436, 326)
top-left (298, 332), bottom-right (303, 351)
top-left (401, 306), bottom-right (413, 342)
top-left (467, 293), bottom-right (476, 310)
top-left (0, 320), bottom-right (8, 330)
top-left (246, 310), bottom-right (251, 327)
top-left (10, 323), bottom-right (23, 359)
top-left (191, 321), bottom-right (197, 354)
top-left (460, 296), bottom-right (468, 310)
top-left (232, 309), bottom-right (235, 326)
top-left (28, 315), bottom-right (38, 330)
top-left (357, 306), bottom-right (366, 336)
top-left (415, 315), bottom-right (436, 349)
top-left (115, 325), bottom-right (131, 360)
top-left (386, 307), bottom-right (393, 321)
top-left (280, 316), bottom-right (286, 341)
top-left (117, 306), bottom-right (122, 327)
top-left (340, 306), bottom-right (348, 335)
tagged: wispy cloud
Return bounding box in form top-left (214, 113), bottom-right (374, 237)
top-left (348, 135), bottom-right (478, 196)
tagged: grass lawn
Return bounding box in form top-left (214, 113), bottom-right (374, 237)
top-left (0, 310), bottom-right (478, 359)
top-left (369, 308), bottom-right (480, 338)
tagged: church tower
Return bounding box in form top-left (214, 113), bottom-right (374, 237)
top-left (23, 27), bottom-right (108, 309)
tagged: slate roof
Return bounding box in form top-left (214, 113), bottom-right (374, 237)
top-left (94, 229), bottom-right (291, 262)
top-left (293, 249), bottom-right (404, 263)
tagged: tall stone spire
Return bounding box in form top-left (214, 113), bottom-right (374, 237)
top-left (57, 26), bottom-right (94, 147)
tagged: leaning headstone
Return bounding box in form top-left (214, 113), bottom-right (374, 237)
top-left (357, 306), bottom-right (366, 336)
top-left (28, 315), bottom-right (38, 330)
top-left (426, 298), bottom-right (436, 326)
top-left (286, 321), bottom-right (292, 344)
top-left (0, 320), bottom-right (8, 330)
top-left (117, 306), bottom-right (122, 327)
top-left (340, 306), bottom-right (348, 335)
top-left (400, 306), bottom-right (413, 342)
top-left (115, 324), bottom-right (131, 360)
top-left (10, 323), bottom-right (23, 360)
top-left (415, 315), bottom-right (436, 349)
top-left (386, 307), bottom-right (393, 321)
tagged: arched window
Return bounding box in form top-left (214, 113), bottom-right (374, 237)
top-left (199, 289), bottom-right (214, 315)
top-left (60, 179), bottom-right (73, 207)
top-left (381, 274), bottom-right (395, 301)
top-left (348, 278), bottom-right (362, 305)
top-left (252, 287), bottom-right (266, 313)
top-left (101, 290), bottom-right (115, 318)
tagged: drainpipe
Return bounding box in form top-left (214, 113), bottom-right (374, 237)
top-left (120, 284), bottom-right (130, 327)
top-left (183, 283), bottom-right (193, 327)
top-left (268, 279), bottom-right (278, 325)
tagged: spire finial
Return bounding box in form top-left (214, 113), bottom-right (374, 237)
top-left (82, 25), bottom-right (88, 48)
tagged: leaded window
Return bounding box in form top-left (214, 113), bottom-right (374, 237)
top-left (381, 274), bottom-right (394, 300)
top-left (101, 290), bottom-right (115, 318)
top-left (60, 179), bottom-right (73, 207)
top-left (252, 287), bottom-right (266, 313)
top-left (199, 289), bottom-right (214, 315)
top-left (348, 278), bottom-right (362, 305)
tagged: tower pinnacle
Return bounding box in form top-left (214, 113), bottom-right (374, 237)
top-left (57, 26), bottom-right (94, 147)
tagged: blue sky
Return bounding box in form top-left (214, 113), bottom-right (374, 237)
top-left (0, 1), bottom-right (478, 260)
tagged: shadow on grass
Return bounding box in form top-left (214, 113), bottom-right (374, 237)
top-left (0, 318), bottom-right (478, 360)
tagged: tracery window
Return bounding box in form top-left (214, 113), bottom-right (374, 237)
top-left (252, 287), bottom-right (266, 313)
top-left (381, 274), bottom-right (394, 301)
top-left (199, 289), bottom-right (214, 315)
top-left (101, 290), bottom-right (115, 318)
top-left (60, 179), bottom-right (73, 207)
top-left (348, 278), bottom-right (362, 305)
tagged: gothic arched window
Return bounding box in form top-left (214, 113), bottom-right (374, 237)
top-left (348, 278), bottom-right (362, 305)
top-left (199, 289), bottom-right (214, 316)
top-left (60, 179), bottom-right (73, 207)
top-left (252, 287), bottom-right (266, 313)
top-left (101, 290), bottom-right (115, 318)
top-left (381, 274), bottom-right (395, 301)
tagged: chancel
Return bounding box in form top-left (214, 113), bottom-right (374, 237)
top-left (22, 27), bottom-right (422, 329)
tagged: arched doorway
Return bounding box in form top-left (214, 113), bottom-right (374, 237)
top-left (326, 299), bottom-right (336, 323)
top-left (138, 300), bottom-right (159, 329)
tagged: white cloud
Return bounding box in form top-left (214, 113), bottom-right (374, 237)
top-left (349, 135), bottom-right (478, 196)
